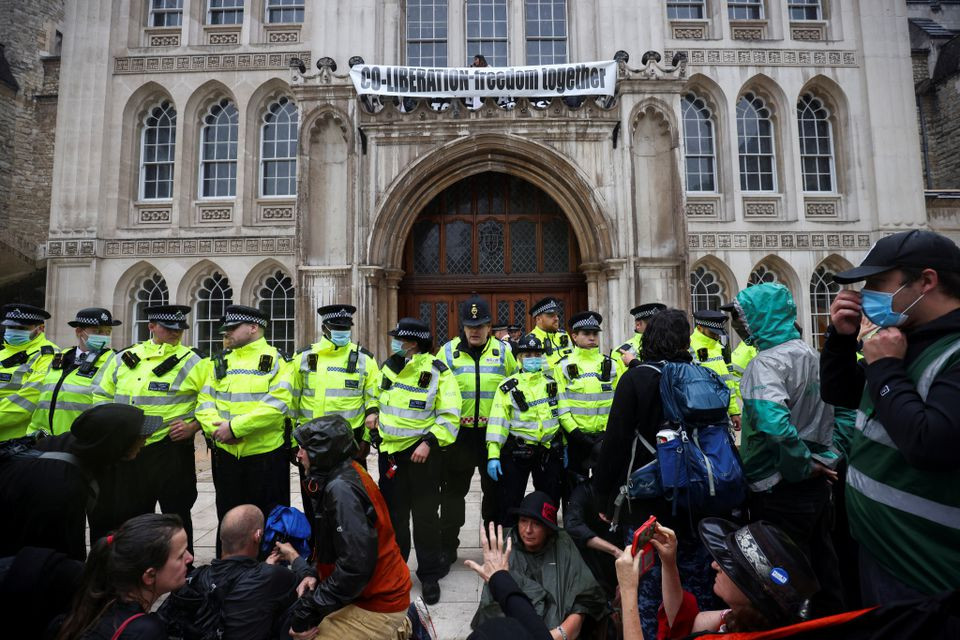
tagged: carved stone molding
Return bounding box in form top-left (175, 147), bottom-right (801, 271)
top-left (257, 202), bottom-right (296, 224)
top-left (97, 236), bottom-right (294, 259)
top-left (743, 197), bottom-right (780, 219)
top-left (114, 51), bottom-right (311, 74)
top-left (804, 196), bottom-right (841, 219)
top-left (197, 204), bottom-right (233, 224)
top-left (43, 239), bottom-right (97, 259)
top-left (204, 25), bottom-right (241, 46)
top-left (730, 20), bottom-right (767, 41)
top-left (685, 195), bottom-right (721, 219)
top-left (664, 48), bottom-right (857, 68)
top-left (671, 21), bottom-right (707, 40)
top-left (144, 28), bottom-right (180, 47)
top-left (687, 231), bottom-right (872, 251)
top-left (791, 23), bottom-right (827, 41)
top-left (137, 206), bottom-right (172, 224)
top-left (265, 24), bottom-right (300, 44)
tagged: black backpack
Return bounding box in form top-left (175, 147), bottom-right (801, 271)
top-left (0, 433), bottom-right (99, 512)
top-left (158, 565), bottom-right (236, 640)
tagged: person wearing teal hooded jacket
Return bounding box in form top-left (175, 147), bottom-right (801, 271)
top-left (722, 283), bottom-right (844, 617)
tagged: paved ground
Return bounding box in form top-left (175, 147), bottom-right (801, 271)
top-left (189, 436), bottom-right (488, 640)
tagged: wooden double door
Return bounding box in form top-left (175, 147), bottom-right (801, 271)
top-left (398, 171), bottom-right (587, 348)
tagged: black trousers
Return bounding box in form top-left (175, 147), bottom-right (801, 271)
top-left (378, 444), bottom-right (443, 583)
top-left (496, 440), bottom-right (564, 527)
top-left (749, 476), bottom-right (845, 617)
top-left (438, 426), bottom-right (497, 561)
top-left (90, 438), bottom-right (198, 551)
top-left (211, 445), bottom-right (290, 556)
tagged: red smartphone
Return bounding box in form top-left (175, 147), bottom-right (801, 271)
top-left (631, 515), bottom-right (657, 557)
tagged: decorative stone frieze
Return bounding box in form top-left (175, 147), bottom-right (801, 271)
top-left (114, 51), bottom-right (310, 74)
top-left (198, 204), bottom-right (233, 223)
top-left (730, 20), bottom-right (767, 41)
top-left (92, 236), bottom-right (295, 258)
top-left (664, 48), bottom-right (857, 67)
top-left (791, 23), bottom-right (827, 41)
top-left (743, 197), bottom-right (780, 219)
top-left (804, 196), bottom-right (841, 219)
top-left (687, 232), bottom-right (872, 251)
top-left (137, 207), bottom-right (172, 224)
top-left (144, 28), bottom-right (180, 47)
top-left (671, 22), bottom-right (707, 40)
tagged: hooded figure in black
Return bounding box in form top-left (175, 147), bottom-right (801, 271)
top-left (289, 415), bottom-right (411, 635)
top-left (0, 403), bottom-right (158, 560)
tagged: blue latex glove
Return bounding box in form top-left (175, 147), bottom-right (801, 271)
top-left (487, 459), bottom-right (502, 481)
top-left (563, 446), bottom-right (569, 469)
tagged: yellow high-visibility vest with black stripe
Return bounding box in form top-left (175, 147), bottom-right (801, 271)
top-left (196, 337), bottom-right (294, 458)
top-left (94, 339), bottom-right (206, 445)
top-left (689, 329), bottom-right (740, 416)
top-left (440, 336), bottom-right (517, 430)
top-left (530, 326), bottom-right (573, 366)
top-left (28, 347), bottom-right (116, 435)
top-left (611, 332), bottom-right (643, 376)
top-left (292, 338), bottom-right (379, 435)
top-left (0, 332), bottom-right (59, 441)
top-left (486, 370), bottom-right (565, 460)
top-left (372, 352), bottom-right (462, 455)
top-left (556, 347), bottom-right (620, 435)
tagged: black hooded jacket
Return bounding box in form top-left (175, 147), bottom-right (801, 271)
top-left (290, 416), bottom-right (410, 631)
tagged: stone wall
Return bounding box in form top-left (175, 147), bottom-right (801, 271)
top-left (0, 0), bottom-right (63, 276)
top-left (920, 73), bottom-right (960, 189)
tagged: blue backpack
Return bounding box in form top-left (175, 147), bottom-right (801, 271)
top-left (613, 361), bottom-right (746, 525)
top-left (260, 505), bottom-right (312, 559)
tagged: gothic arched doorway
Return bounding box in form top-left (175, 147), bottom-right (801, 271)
top-left (399, 171), bottom-right (588, 345)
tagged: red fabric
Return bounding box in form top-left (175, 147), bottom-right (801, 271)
top-left (317, 461), bottom-right (411, 614)
top-left (691, 606), bottom-right (876, 639)
top-left (657, 590), bottom-right (702, 639)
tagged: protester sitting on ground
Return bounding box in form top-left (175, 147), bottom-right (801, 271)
top-left (563, 479), bottom-right (623, 599)
top-left (56, 513), bottom-right (192, 640)
top-left (465, 522), bottom-right (551, 640)
top-left (471, 491), bottom-right (607, 639)
top-left (160, 504), bottom-right (315, 640)
top-left (616, 520), bottom-right (819, 639)
top-left (0, 403), bottom-right (160, 560)
top-left (592, 309), bottom-right (725, 638)
top-left (0, 547), bottom-right (84, 639)
top-left (288, 415), bottom-right (413, 639)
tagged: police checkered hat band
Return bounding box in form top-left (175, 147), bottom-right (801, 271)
top-left (695, 319), bottom-right (726, 332)
top-left (571, 315), bottom-right (602, 330)
top-left (394, 328), bottom-right (430, 340)
top-left (530, 298), bottom-right (560, 317)
top-left (321, 309), bottom-right (352, 323)
top-left (223, 312), bottom-right (268, 328)
top-left (3, 306), bottom-right (49, 324)
top-left (149, 311), bottom-right (186, 322)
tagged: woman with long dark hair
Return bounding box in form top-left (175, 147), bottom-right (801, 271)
top-left (57, 514), bottom-right (191, 639)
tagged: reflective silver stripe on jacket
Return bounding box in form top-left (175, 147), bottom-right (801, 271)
top-left (847, 465), bottom-right (960, 529)
top-left (379, 423), bottom-right (430, 438)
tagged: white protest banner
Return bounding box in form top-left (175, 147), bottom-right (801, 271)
top-left (349, 60), bottom-right (617, 99)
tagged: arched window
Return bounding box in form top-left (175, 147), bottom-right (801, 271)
top-left (525, 0), bottom-right (567, 65)
top-left (681, 92), bottom-right (716, 192)
top-left (140, 101), bottom-right (176, 200)
top-left (690, 265), bottom-right (725, 312)
top-left (132, 273), bottom-right (170, 343)
top-left (737, 92), bottom-right (776, 192)
top-left (748, 264), bottom-right (779, 286)
top-left (407, 0), bottom-right (449, 66)
top-left (466, 0), bottom-right (508, 66)
top-left (257, 270), bottom-right (296, 354)
top-left (194, 272), bottom-right (233, 356)
top-left (260, 98), bottom-right (299, 197)
top-left (810, 265), bottom-right (840, 349)
top-left (199, 99), bottom-right (238, 199)
top-left (797, 93), bottom-right (835, 192)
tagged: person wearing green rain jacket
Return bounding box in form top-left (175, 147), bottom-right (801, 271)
top-left (722, 283), bottom-right (844, 617)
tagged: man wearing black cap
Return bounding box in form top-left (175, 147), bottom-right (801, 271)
top-left (293, 304), bottom-right (379, 460)
top-left (28, 308), bottom-right (121, 436)
top-left (196, 305), bottom-right (294, 548)
top-left (93, 304), bottom-right (206, 547)
top-left (529, 297), bottom-right (573, 366)
top-left (690, 310), bottom-right (741, 429)
top-left (472, 491), bottom-right (607, 638)
top-left (0, 403), bottom-right (161, 560)
top-left (373, 317), bottom-right (462, 604)
top-left (438, 296), bottom-right (517, 572)
top-left (821, 229), bottom-right (960, 604)
top-left (556, 311), bottom-right (620, 480)
top-left (0, 303), bottom-right (59, 441)
top-left (612, 303), bottom-right (666, 372)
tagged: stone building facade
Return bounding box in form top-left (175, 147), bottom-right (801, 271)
top-left (0, 0), bottom-right (63, 299)
top-left (41, 0), bottom-right (926, 355)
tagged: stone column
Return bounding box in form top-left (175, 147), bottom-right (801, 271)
top-left (603, 258), bottom-right (629, 340)
top-left (581, 262), bottom-right (604, 316)
top-left (358, 265), bottom-right (384, 355)
top-left (298, 266), bottom-right (351, 344)
top-left (636, 260), bottom-right (687, 311)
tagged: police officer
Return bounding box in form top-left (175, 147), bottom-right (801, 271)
top-left (293, 304), bottom-right (379, 458)
top-left (372, 318), bottom-right (461, 605)
top-left (0, 303), bottom-right (58, 441)
top-left (529, 297), bottom-right (573, 366)
top-left (196, 305), bottom-right (293, 550)
top-left (438, 297), bottom-right (516, 570)
top-left (492, 323), bottom-right (511, 342)
top-left (612, 302), bottom-right (666, 372)
top-left (486, 334), bottom-right (565, 526)
top-left (508, 324), bottom-right (523, 343)
top-left (28, 308), bottom-right (121, 435)
top-left (556, 311), bottom-right (620, 480)
top-left (690, 309), bottom-right (742, 429)
top-left (729, 339), bottom-right (758, 383)
top-left (93, 304), bottom-right (205, 547)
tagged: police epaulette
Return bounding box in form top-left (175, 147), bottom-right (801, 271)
top-left (296, 346), bottom-right (311, 355)
top-left (359, 346), bottom-right (373, 358)
top-left (191, 347), bottom-right (206, 358)
top-left (431, 359), bottom-right (448, 373)
top-left (51, 352), bottom-right (65, 370)
top-left (277, 350), bottom-right (292, 363)
top-left (499, 377), bottom-right (518, 393)
top-left (40, 345), bottom-right (55, 356)
top-left (620, 343), bottom-right (631, 352)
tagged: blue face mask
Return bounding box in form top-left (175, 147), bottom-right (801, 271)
top-left (85, 334), bottom-right (111, 351)
top-left (4, 329), bottom-right (32, 346)
top-left (522, 356), bottom-right (544, 373)
top-left (390, 338), bottom-right (407, 356)
top-left (329, 329), bottom-right (351, 347)
top-left (862, 283), bottom-right (925, 328)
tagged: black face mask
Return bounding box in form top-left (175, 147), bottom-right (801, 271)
top-left (729, 312), bottom-right (754, 346)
